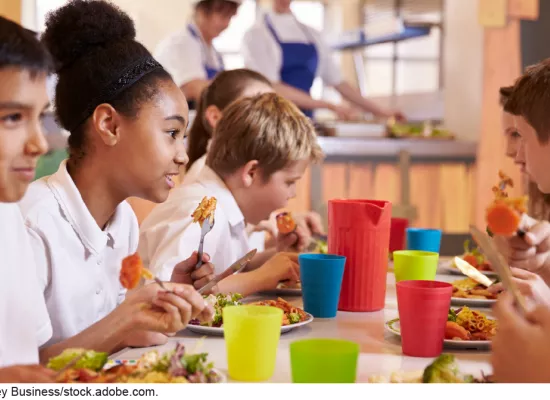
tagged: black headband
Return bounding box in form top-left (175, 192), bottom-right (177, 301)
top-left (67, 55), bottom-right (162, 132)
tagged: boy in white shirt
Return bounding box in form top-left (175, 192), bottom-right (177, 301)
top-left (0, 15), bottom-right (54, 382)
top-left (140, 92), bottom-right (324, 296)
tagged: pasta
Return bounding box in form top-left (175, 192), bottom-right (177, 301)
top-left (455, 307), bottom-right (496, 340)
top-left (191, 197), bottom-right (217, 227)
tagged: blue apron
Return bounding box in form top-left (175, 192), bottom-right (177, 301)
top-left (187, 24), bottom-right (224, 109)
top-left (265, 15), bottom-right (319, 119)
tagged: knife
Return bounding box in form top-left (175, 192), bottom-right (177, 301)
top-left (197, 248), bottom-right (257, 294)
top-left (469, 225), bottom-right (529, 313)
top-left (453, 256), bottom-right (494, 287)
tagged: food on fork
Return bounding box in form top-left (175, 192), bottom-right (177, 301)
top-left (50, 343), bottom-right (222, 383)
top-left (119, 253), bottom-right (155, 289)
top-left (276, 211), bottom-right (296, 235)
top-left (192, 197), bottom-right (217, 227)
top-left (486, 170), bottom-right (528, 236)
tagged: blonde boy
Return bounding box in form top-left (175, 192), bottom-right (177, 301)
top-left (139, 92), bottom-right (323, 296)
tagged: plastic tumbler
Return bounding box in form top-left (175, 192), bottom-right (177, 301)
top-left (396, 280), bottom-right (453, 357)
top-left (328, 199), bottom-right (392, 312)
top-left (299, 254), bottom-right (346, 318)
top-left (393, 250), bottom-right (439, 282)
top-left (406, 228), bottom-right (442, 253)
top-left (223, 305), bottom-right (283, 381)
top-left (390, 218), bottom-right (409, 254)
top-left (290, 339), bottom-right (360, 383)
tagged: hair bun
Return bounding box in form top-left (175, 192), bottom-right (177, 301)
top-left (41, 0), bottom-right (136, 71)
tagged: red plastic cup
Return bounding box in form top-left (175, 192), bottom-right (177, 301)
top-left (396, 280), bottom-right (452, 357)
top-left (389, 218), bottom-right (408, 253)
top-left (328, 199), bottom-right (392, 312)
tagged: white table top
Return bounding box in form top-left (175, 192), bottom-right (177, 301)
top-left (111, 266), bottom-right (492, 383)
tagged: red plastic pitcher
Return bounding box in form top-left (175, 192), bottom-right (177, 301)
top-left (328, 199), bottom-right (392, 312)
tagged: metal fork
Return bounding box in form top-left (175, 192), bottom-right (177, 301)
top-left (195, 217), bottom-right (215, 269)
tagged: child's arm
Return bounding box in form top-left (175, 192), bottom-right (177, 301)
top-left (244, 248), bottom-right (276, 272)
top-left (217, 253), bottom-right (299, 297)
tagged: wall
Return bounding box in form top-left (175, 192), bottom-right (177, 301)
top-left (0, 0), bottom-right (22, 22)
top-left (442, 0), bottom-right (484, 141)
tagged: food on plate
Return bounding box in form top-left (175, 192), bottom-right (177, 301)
top-left (446, 307), bottom-right (496, 341)
top-left (486, 170), bottom-right (528, 236)
top-left (276, 211), bottom-right (296, 235)
top-left (454, 240), bottom-right (492, 271)
top-left (311, 238), bottom-right (328, 254)
top-left (191, 196), bottom-right (217, 227)
top-left (452, 278), bottom-right (500, 300)
top-left (189, 293), bottom-right (243, 327)
top-left (251, 297), bottom-right (309, 325)
top-left (386, 120), bottom-right (454, 140)
top-left (48, 349), bottom-right (108, 372)
top-left (119, 253), bottom-right (154, 289)
top-left (369, 354), bottom-right (492, 383)
top-left (52, 343), bottom-right (221, 383)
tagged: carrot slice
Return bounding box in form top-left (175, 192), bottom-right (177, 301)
top-left (276, 212), bottom-right (297, 234)
top-left (120, 253), bottom-right (146, 289)
top-left (486, 201), bottom-right (521, 237)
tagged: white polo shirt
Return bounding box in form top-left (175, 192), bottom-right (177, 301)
top-left (139, 165), bottom-right (251, 280)
top-left (0, 203), bottom-right (52, 366)
top-left (19, 160), bottom-right (139, 346)
top-left (155, 23), bottom-right (224, 88)
top-left (242, 11), bottom-right (342, 86)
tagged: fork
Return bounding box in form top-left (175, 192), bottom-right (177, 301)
top-left (195, 217), bottom-right (215, 270)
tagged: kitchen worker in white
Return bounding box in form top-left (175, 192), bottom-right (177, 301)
top-left (155, 0), bottom-right (242, 108)
top-left (242, 0), bottom-right (404, 121)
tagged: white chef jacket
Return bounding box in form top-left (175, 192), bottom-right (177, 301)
top-left (0, 203), bottom-right (52, 366)
top-left (155, 22), bottom-right (224, 88)
top-left (242, 11), bottom-right (342, 86)
top-left (19, 160), bottom-right (139, 346)
top-left (139, 165), bottom-right (251, 280)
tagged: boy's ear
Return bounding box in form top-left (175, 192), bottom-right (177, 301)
top-left (241, 160), bottom-right (260, 187)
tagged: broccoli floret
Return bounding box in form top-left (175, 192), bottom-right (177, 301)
top-left (447, 309), bottom-right (457, 322)
top-left (422, 355), bottom-right (464, 383)
top-left (289, 312), bottom-right (300, 324)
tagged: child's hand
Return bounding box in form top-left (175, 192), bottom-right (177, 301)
top-left (293, 211), bottom-right (325, 236)
top-left (170, 251), bottom-right (217, 293)
top-left (256, 252), bottom-right (300, 290)
top-left (492, 292), bottom-right (550, 382)
top-left (276, 223), bottom-right (310, 253)
top-left (494, 221), bottom-right (550, 277)
top-left (0, 365), bottom-right (56, 383)
top-left (488, 267), bottom-right (550, 306)
top-left (122, 283), bottom-right (214, 333)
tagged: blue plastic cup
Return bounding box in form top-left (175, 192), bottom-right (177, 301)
top-left (298, 254), bottom-right (346, 318)
top-left (406, 228), bottom-right (442, 253)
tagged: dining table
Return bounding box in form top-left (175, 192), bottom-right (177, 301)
top-left (110, 262), bottom-right (493, 383)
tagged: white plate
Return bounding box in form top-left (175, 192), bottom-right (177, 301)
top-left (450, 297), bottom-right (496, 308)
top-left (439, 259), bottom-right (498, 277)
top-left (187, 313), bottom-right (314, 336)
top-left (385, 319), bottom-right (491, 350)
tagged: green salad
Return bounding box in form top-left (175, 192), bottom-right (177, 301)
top-left (189, 293), bottom-right (243, 327)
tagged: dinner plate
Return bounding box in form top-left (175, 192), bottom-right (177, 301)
top-left (439, 259), bottom-right (498, 277)
top-left (187, 312), bottom-right (314, 336)
top-left (385, 318), bottom-right (491, 350)
top-left (450, 296), bottom-right (497, 308)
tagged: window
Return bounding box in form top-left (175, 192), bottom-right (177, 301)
top-left (361, 0), bottom-right (443, 97)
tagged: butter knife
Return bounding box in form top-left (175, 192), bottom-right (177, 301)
top-left (197, 249), bottom-right (257, 294)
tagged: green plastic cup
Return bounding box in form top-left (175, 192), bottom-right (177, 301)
top-left (393, 250), bottom-right (439, 282)
top-left (223, 305), bottom-right (283, 382)
top-left (290, 339), bottom-right (360, 383)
